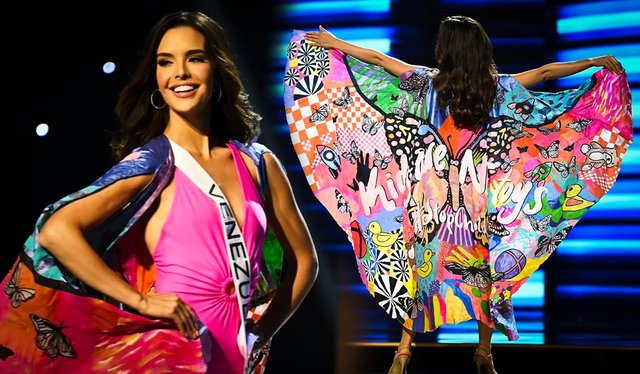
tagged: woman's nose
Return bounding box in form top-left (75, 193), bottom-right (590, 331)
top-left (174, 63), bottom-right (190, 79)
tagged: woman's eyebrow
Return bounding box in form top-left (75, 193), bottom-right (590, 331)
top-left (156, 49), bottom-right (207, 58)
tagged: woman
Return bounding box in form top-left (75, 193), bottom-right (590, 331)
top-left (0, 11), bottom-right (318, 374)
top-left (284, 15), bottom-right (631, 374)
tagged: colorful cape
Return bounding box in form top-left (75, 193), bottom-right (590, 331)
top-left (0, 134), bottom-right (283, 373)
top-left (282, 30), bottom-right (633, 340)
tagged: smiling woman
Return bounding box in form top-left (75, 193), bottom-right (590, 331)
top-left (0, 10), bottom-right (318, 374)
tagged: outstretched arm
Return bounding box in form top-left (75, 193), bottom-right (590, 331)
top-left (512, 55), bottom-right (623, 88)
top-left (304, 25), bottom-right (421, 77)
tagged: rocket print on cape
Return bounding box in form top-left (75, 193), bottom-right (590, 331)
top-left (282, 30), bottom-right (633, 340)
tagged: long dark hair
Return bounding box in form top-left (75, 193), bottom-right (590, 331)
top-left (110, 11), bottom-right (261, 161)
top-left (432, 15), bottom-right (497, 130)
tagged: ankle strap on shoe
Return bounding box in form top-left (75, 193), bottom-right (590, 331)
top-left (394, 345), bottom-right (412, 355)
top-left (476, 345), bottom-right (491, 356)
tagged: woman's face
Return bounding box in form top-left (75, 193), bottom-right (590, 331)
top-left (155, 26), bottom-right (215, 117)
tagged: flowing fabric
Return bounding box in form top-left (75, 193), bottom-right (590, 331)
top-left (0, 135), bottom-right (283, 373)
top-left (282, 30), bottom-right (633, 340)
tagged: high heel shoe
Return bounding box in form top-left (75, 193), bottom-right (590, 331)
top-left (388, 345), bottom-right (412, 374)
top-left (473, 346), bottom-right (497, 374)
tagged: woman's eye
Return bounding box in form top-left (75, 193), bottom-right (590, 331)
top-left (158, 60), bottom-right (172, 67)
top-left (189, 56), bottom-right (206, 63)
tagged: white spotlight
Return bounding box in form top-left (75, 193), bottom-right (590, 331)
top-left (103, 62), bottom-right (116, 74)
top-left (36, 123), bottom-right (49, 136)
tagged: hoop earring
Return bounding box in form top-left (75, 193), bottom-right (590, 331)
top-left (150, 89), bottom-right (166, 109)
top-left (214, 86), bottom-right (222, 103)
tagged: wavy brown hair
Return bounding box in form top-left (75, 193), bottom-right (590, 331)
top-left (110, 11), bottom-right (261, 161)
top-left (432, 15), bottom-right (497, 130)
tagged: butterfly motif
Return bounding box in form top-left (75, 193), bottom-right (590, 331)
top-left (30, 314), bottom-right (77, 359)
top-left (398, 73), bottom-right (429, 102)
top-left (516, 146), bottom-right (529, 153)
top-left (566, 119), bottom-right (593, 133)
top-left (333, 87), bottom-right (354, 110)
top-left (401, 295), bottom-right (424, 319)
top-left (492, 87), bottom-right (505, 109)
top-left (309, 103), bottom-right (329, 123)
top-left (0, 344), bottom-right (14, 361)
top-left (390, 93), bottom-right (399, 101)
top-left (527, 214), bottom-right (552, 232)
top-left (389, 97), bottom-right (409, 117)
top-left (342, 140), bottom-right (361, 164)
top-left (335, 189), bottom-right (352, 218)
top-left (553, 156), bottom-right (577, 178)
top-left (535, 226), bottom-right (572, 257)
top-left (537, 121), bottom-right (561, 135)
top-left (4, 263), bottom-right (35, 308)
top-left (487, 212), bottom-right (510, 237)
top-left (445, 262), bottom-right (492, 289)
top-left (333, 133), bottom-right (343, 153)
top-left (563, 143), bottom-right (575, 152)
top-left (398, 72), bottom-right (429, 92)
top-left (534, 140), bottom-right (560, 159)
top-left (500, 155), bottom-right (519, 173)
top-left (362, 114), bottom-right (385, 136)
top-left (509, 122), bottom-right (534, 139)
top-left (373, 149), bottom-right (393, 169)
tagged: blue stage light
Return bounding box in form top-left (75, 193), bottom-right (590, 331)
top-left (558, 0), bottom-right (639, 17)
top-left (557, 240), bottom-right (640, 256)
top-left (557, 285), bottom-right (640, 297)
top-left (277, 0), bottom-right (391, 17)
top-left (557, 11), bottom-right (640, 35)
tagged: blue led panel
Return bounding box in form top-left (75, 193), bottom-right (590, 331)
top-left (558, 0), bottom-right (639, 17)
top-left (557, 12), bottom-right (640, 34)
top-left (557, 0), bottom-right (640, 41)
top-left (277, 0), bottom-right (391, 17)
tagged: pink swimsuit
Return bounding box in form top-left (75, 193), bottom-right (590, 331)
top-left (153, 143), bottom-right (267, 374)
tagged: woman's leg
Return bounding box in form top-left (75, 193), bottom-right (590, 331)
top-left (396, 326), bottom-right (416, 357)
top-left (476, 320), bottom-right (493, 355)
top-left (474, 321), bottom-right (497, 373)
top-left (388, 326), bottom-right (416, 374)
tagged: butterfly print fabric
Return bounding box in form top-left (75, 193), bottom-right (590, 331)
top-left (283, 30), bottom-right (633, 340)
top-left (0, 136), bottom-right (281, 373)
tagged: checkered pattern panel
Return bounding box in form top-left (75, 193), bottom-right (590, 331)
top-left (286, 86), bottom-right (392, 192)
top-left (592, 127), bottom-right (631, 159)
top-left (580, 169), bottom-right (620, 192)
top-left (579, 127), bottom-right (632, 192)
top-left (326, 86), bottom-right (383, 131)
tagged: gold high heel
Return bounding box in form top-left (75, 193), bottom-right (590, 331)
top-left (473, 346), bottom-right (497, 374)
top-left (388, 345), bottom-right (412, 374)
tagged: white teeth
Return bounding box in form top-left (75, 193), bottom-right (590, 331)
top-left (173, 85), bottom-right (194, 92)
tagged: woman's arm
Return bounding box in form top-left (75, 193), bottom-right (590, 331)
top-left (252, 152), bottom-right (319, 351)
top-left (304, 25), bottom-right (421, 77)
top-left (38, 174), bottom-right (199, 339)
top-left (512, 55), bottom-right (623, 88)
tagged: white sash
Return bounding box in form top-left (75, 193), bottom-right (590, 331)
top-left (169, 140), bottom-right (252, 367)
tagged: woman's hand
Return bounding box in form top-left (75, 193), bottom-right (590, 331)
top-left (136, 288), bottom-right (199, 340)
top-left (304, 25), bottom-right (338, 49)
top-left (590, 55), bottom-right (623, 74)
